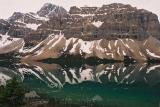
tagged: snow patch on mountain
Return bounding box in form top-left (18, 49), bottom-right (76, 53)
top-left (72, 14), bottom-right (95, 17)
top-left (37, 3), bottom-right (67, 17)
top-left (26, 23), bottom-right (41, 30)
top-left (0, 34), bottom-right (24, 54)
top-left (146, 49), bottom-right (160, 58)
top-left (92, 21), bottom-right (104, 28)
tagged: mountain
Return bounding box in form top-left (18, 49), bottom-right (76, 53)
top-left (0, 3), bottom-right (68, 45)
top-left (37, 3), bottom-right (160, 41)
top-left (21, 33), bottom-right (160, 62)
top-left (37, 3), bottom-right (67, 17)
top-left (0, 3), bottom-right (160, 61)
top-left (0, 3), bottom-right (159, 46)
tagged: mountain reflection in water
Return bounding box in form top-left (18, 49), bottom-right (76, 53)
top-left (0, 61), bottom-right (160, 107)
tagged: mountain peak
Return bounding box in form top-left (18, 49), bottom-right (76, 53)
top-left (43, 3), bottom-right (56, 7)
top-left (37, 3), bottom-right (67, 17)
top-left (8, 12), bottom-right (24, 22)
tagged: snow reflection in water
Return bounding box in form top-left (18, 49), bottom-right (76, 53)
top-left (0, 61), bottom-right (160, 107)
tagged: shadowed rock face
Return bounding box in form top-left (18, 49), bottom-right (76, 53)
top-left (21, 34), bottom-right (160, 61)
top-left (0, 3), bottom-right (160, 45)
top-left (0, 19), bottom-right (10, 35)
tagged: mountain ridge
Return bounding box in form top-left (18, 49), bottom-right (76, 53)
top-left (21, 34), bottom-right (160, 62)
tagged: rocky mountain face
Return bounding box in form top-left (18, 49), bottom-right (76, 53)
top-left (0, 3), bottom-right (160, 45)
top-left (0, 3), bottom-right (67, 45)
top-left (38, 3), bottom-right (160, 41)
top-left (21, 34), bottom-right (160, 62)
top-left (0, 19), bottom-right (10, 35)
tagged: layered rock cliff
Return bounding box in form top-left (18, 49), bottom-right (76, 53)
top-left (37, 3), bottom-right (160, 41)
top-left (0, 3), bottom-right (160, 45)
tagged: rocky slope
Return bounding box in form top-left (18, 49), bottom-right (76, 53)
top-left (21, 34), bottom-right (160, 62)
top-left (0, 3), bottom-right (160, 45)
top-left (0, 34), bottom-right (24, 54)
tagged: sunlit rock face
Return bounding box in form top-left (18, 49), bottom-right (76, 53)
top-left (21, 34), bottom-right (160, 62)
top-left (0, 34), bottom-right (24, 54)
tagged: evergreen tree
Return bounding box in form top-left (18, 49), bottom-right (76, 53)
top-left (0, 77), bottom-right (25, 107)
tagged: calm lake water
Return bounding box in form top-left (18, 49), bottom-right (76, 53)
top-left (0, 60), bottom-right (160, 107)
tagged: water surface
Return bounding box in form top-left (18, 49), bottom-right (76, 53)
top-left (0, 60), bottom-right (160, 107)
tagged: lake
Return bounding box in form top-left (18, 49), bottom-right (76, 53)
top-left (0, 60), bottom-right (160, 107)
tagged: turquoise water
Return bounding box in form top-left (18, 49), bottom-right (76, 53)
top-left (0, 60), bottom-right (160, 107)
